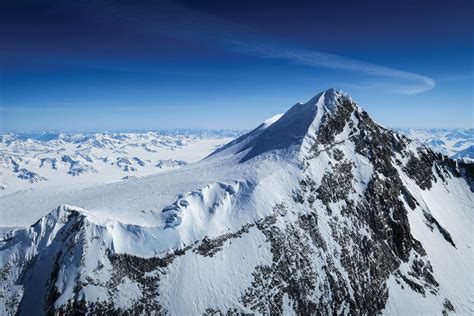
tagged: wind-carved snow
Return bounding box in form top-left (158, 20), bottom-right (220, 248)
top-left (162, 182), bottom-right (240, 228)
top-left (0, 89), bottom-right (472, 315)
top-left (261, 113), bottom-right (283, 128)
top-left (238, 89), bottom-right (345, 162)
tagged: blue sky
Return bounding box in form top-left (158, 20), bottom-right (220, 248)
top-left (1, 0), bottom-right (473, 131)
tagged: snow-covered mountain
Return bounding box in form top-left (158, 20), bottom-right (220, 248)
top-left (395, 128), bottom-right (474, 159)
top-left (0, 131), bottom-right (239, 194)
top-left (2, 125), bottom-right (469, 196)
top-left (0, 89), bottom-right (472, 315)
top-left (451, 145), bottom-right (474, 160)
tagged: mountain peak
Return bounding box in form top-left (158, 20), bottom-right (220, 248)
top-left (211, 88), bottom-right (358, 163)
top-left (305, 88), bottom-right (351, 113)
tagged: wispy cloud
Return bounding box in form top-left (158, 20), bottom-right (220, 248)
top-left (96, 0), bottom-right (437, 94)
top-left (39, 0), bottom-right (437, 95)
top-left (227, 41), bottom-right (435, 94)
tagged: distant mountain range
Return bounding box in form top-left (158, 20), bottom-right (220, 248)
top-left (0, 131), bottom-right (239, 194)
top-left (395, 128), bottom-right (473, 159)
top-left (1, 127), bottom-right (472, 194)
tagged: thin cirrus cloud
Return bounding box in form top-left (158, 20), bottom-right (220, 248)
top-left (171, 7), bottom-right (436, 94)
top-left (134, 1), bottom-right (437, 95)
top-left (21, 0), bottom-right (437, 95)
top-left (226, 40), bottom-right (436, 95)
top-left (97, 1), bottom-right (437, 95)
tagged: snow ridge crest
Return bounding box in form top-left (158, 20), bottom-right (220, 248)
top-left (235, 88), bottom-right (355, 162)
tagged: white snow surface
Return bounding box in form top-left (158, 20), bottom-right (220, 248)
top-left (383, 162), bottom-right (474, 315)
top-left (0, 130), bottom-right (238, 196)
top-left (395, 128), bottom-right (474, 158)
top-left (0, 89), bottom-right (472, 315)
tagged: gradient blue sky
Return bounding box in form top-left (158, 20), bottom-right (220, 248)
top-left (1, 0), bottom-right (473, 131)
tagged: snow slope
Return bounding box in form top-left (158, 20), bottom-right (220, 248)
top-left (0, 89), bottom-right (472, 315)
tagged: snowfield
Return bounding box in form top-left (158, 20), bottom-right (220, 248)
top-left (0, 130), bottom-right (239, 196)
top-left (0, 89), bottom-right (472, 315)
top-left (395, 128), bottom-right (474, 159)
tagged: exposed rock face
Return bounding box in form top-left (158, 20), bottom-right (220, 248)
top-left (0, 89), bottom-right (472, 315)
top-left (62, 155), bottom-right (98, 176)
top-left (16, 168), bottom-right (47, 183)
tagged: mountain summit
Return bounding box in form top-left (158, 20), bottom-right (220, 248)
top-left (210, 88), bottom-right (355, 162)
top-left (1, 90), bottom-right (472, 315)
